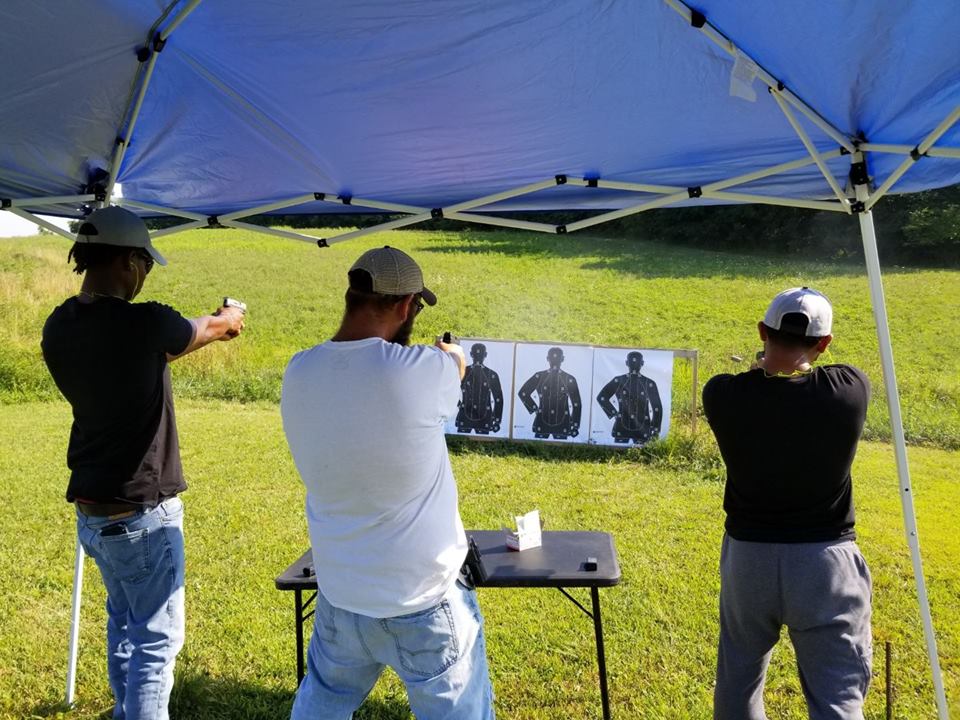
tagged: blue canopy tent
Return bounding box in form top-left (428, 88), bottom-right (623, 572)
top-left (2, 1), bottom-right (958, 715)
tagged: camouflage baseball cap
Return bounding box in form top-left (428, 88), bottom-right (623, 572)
top-left (349, 246), bottom-right (437, 305)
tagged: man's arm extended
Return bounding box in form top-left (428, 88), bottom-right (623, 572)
top-left (168, 306), bottom-right (245, 362)
top-left (435, 339), bottom-right (466, 380)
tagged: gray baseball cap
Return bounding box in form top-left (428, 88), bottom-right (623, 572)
top-left (763, 286), bottom-right (833, 337)
top-left (349, 246), bottom-right (436, 305)
top-left (75, 206), bottom-right (167, 266)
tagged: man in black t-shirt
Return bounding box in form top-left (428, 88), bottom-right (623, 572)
top-left (703, 287), bottom-right (872, 720)
top-left (41, 206), bottom-right (244, 720)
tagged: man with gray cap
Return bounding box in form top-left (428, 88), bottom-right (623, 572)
top-left (282, 246), bottom-right (495, 719)
top-left (41, 206), bottom-right (245, 719)
top-left (703, 287), bottom-right (872, 720)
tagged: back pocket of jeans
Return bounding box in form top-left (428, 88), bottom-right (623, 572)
top-left (101, 527), bottom-right (150, 584)
top-left (381, 600), bottom-right (460, 678)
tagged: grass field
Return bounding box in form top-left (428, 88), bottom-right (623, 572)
top-left (0, 227), bottom-right (958, 718)
top-left (1, 227), bottom-right (959, 447)
top-left (0, 402), bottom-right (958, 719)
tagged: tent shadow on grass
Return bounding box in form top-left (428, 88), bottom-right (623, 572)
top-left (446, 432), bottom-right (723, 476)
top-left (413, 231), bottom-right (928, 281)
top-left (168, 671), bottom-right (413, 720)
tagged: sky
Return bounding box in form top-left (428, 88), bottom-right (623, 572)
top-left (0, 212), bottom-right (72, 237)
top-left (0, 184), bottom-right (123, 238)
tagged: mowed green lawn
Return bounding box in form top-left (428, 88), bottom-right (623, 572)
top-left (2, 227), bottom-right (959, 447)
top-left (0, 403), bottom-right (958, 719)
top-left (0, 227), bottom-right (958, 719)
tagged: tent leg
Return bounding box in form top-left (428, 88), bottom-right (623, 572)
top-left (853, 158), bottom-right (949, 720)
top-left (66, 538), bottom-right (85, 708)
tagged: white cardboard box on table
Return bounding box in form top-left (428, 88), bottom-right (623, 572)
top-left (504, 509), bottom-right (542, 551)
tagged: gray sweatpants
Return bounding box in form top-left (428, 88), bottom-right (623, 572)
top-left (714, 534), bottom-right (873, 720)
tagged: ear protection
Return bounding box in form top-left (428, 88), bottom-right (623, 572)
top-left (127, 259), bottom-right (141, 301)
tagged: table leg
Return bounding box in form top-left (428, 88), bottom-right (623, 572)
top-left (295, 588), bottom-right (304, 684)
top-left (591, 587), bottom-right (611, 720)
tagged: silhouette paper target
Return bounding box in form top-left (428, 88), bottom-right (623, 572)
top-left (513, 343), bottom-right (593, 443)
top-left (590, 348), bottom-right (672, 446)
top-left (445, 339), bottom-right (514, 439)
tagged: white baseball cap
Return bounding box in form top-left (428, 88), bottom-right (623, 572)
top-left (75, 206), bottom-right (167, 266)
top-left (763, 287), bottom-right (833, 337)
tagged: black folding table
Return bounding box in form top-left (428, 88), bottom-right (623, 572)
top-left (275, 530), bottom-right (621, 719)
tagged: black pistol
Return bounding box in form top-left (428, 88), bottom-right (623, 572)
top-left (459, 536), bottom-right (488, 589)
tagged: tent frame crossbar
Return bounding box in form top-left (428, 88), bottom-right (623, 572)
top-left (88, 148), bottom-right (855, 247)
top-left (120, 198), bottom-right (208, 222)
top-left (864, 106), bottom-right (960, 212)
top-left (770, 89), bottom-right (851, 210)
top-left (5, 208), bottom-right (76, 241)
top-left (860, 143), bottom-right (960, 160)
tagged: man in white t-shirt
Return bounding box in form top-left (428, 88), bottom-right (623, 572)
top-left (282, 246), bottom-right (495, 720)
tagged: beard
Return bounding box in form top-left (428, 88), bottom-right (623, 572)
top-left (391, 314), bottom-right (415, 346)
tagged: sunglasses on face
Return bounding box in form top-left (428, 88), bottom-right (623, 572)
top-left (413, 295), bottom-right (424, 315)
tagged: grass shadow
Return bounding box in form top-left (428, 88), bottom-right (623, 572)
top-left (164, 671), bottom-right (413, 719)
top-left (411, 230), bottom-right (931, 280)
top-left (446, 433), bottom-right (725, 480)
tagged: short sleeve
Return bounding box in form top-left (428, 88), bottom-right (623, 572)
top-left (702, 373), bottom-right (734, 427)
top-left (435, 348), bottom-right (462, 417)
top-left (829, 365), bottom-right (871, 416)
top-left (139, 302), bottom-right (195, 356)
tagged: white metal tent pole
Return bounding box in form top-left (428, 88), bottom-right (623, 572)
top-left (157, 0), bottom-right (205, 42)
top-left (565, 150), bottom-right (847, 233)
top-left (103, 51), bottom-right (160, 205)
top-left (860, 143), bottom-right (960, 160)
top-left (851, 151), bottom-right (949, 720)
top-left (65, 539), bottom-right (85, 707)
top-left (103, 0), bottom-right (207, 204)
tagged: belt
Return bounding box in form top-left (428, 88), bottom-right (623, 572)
top-left (75, 501), bottom-right (142, 519)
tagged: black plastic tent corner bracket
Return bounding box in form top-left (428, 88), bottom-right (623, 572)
top-left (317, 239), bottom-right (329, 248)
top-left (313, 192), bottom-right (325, 201)
top-left (555, 174), bottom-right (567, 185)
top-left (849, 161), bottom-right (869, 187)
top-left (690, 10), bottom-right (707, 28)
top-left (431, 208), bottom-right (444, 219)
top-left (556, 225), bottom-right (567, 234)
top-left (687, 186), bottom-right (702, 198)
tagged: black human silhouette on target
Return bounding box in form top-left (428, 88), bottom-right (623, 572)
top-left (517, 347), bottom-right (582, 439)
top-left (455, 343), bottom-right (504, 434)
top-left (596, 351), bottom-right (663, 444)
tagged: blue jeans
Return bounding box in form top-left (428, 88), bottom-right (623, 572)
top-left (291, 580), bottom-right (495, 720)
top-left (76, 497), bottom-right (185, 720)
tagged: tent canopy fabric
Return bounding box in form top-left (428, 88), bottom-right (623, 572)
top-left (1, 0), bottom-right (958, 219)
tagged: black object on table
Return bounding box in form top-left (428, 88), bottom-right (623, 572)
top-left (275, 530), bottom-right (621, 720)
